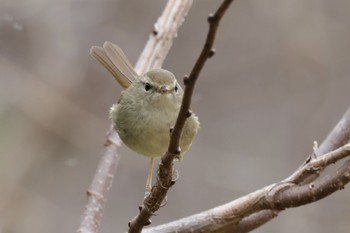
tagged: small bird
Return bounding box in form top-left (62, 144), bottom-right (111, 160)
top-left (90, 42), bottom-right (199, 192)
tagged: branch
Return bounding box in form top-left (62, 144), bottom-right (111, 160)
top-left (273, 159), bottom-right (350, 208)
top-left (76, 129), bottom-right (122, 233)
top-left (234, 106), bottom-right (350, 232)
top-left (127, 0), bottom-right (234, 232)
top-left (316, 106), bottom-right (350, 156)
top-left (76, 1), bottom-right (193, 232)
top-left (141, 143), bottom-right (350, 233)
top-left (167, 0), bottom-right (234, 158)
top-left (286, 106), bottom-right (350, 184)
top-left (135, 0), bottom-right (193, 73)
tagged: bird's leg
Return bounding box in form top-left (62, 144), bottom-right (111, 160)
top-left (145, 157), bottom-right (155, 197)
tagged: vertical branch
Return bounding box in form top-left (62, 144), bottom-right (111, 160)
top-left (166, 0), bottom-right (234, 159)
top-left (76, 1), bottom-right (193, 233)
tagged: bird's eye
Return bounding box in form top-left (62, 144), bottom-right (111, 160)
top-left (144, 83), bottom-right (151, 91)
top-left (174, 85), bottom-right (178, 92)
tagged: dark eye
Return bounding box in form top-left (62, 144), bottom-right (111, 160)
top-left (144, 83), bottom-right (151, 91)
top-left (174, 85), bottom-right (178, 92)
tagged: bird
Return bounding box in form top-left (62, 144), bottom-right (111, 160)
top-left (90, 41), bottom-right (199, 193)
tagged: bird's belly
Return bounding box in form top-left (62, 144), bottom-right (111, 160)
top-left (117, 110), bottom-right (175, 157)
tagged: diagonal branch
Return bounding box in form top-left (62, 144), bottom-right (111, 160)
top-left (141, 143), bottom-right (350, 233)
top-left (273, 159), bottom-right (350, 208)
top-left (233, 105), bottom-right (350, 232)
top-left (127, 0), bottom-right (235, 232)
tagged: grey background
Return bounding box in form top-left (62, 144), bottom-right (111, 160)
top-left (1, 0), bottom-right (350, 232)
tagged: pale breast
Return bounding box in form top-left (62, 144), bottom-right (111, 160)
top-left (111, 100), bottom-right (178, 157)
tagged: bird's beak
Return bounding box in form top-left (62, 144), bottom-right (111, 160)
top-left (159, 85), bottom-right (170, 93)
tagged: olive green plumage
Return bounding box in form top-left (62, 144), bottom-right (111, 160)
top-left (110, 69), bottom-right (199, 157)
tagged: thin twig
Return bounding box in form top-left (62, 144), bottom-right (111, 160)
top-left (128, 0), bottom-right (234, 232)
top-left (167, 0), bottom-right (235, 158)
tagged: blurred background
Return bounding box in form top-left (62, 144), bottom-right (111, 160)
top-left (1, 0), bottom-right (350, 232)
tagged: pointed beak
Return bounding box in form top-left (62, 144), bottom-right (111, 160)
top-left (159, 85), bottom-right (170, 93)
